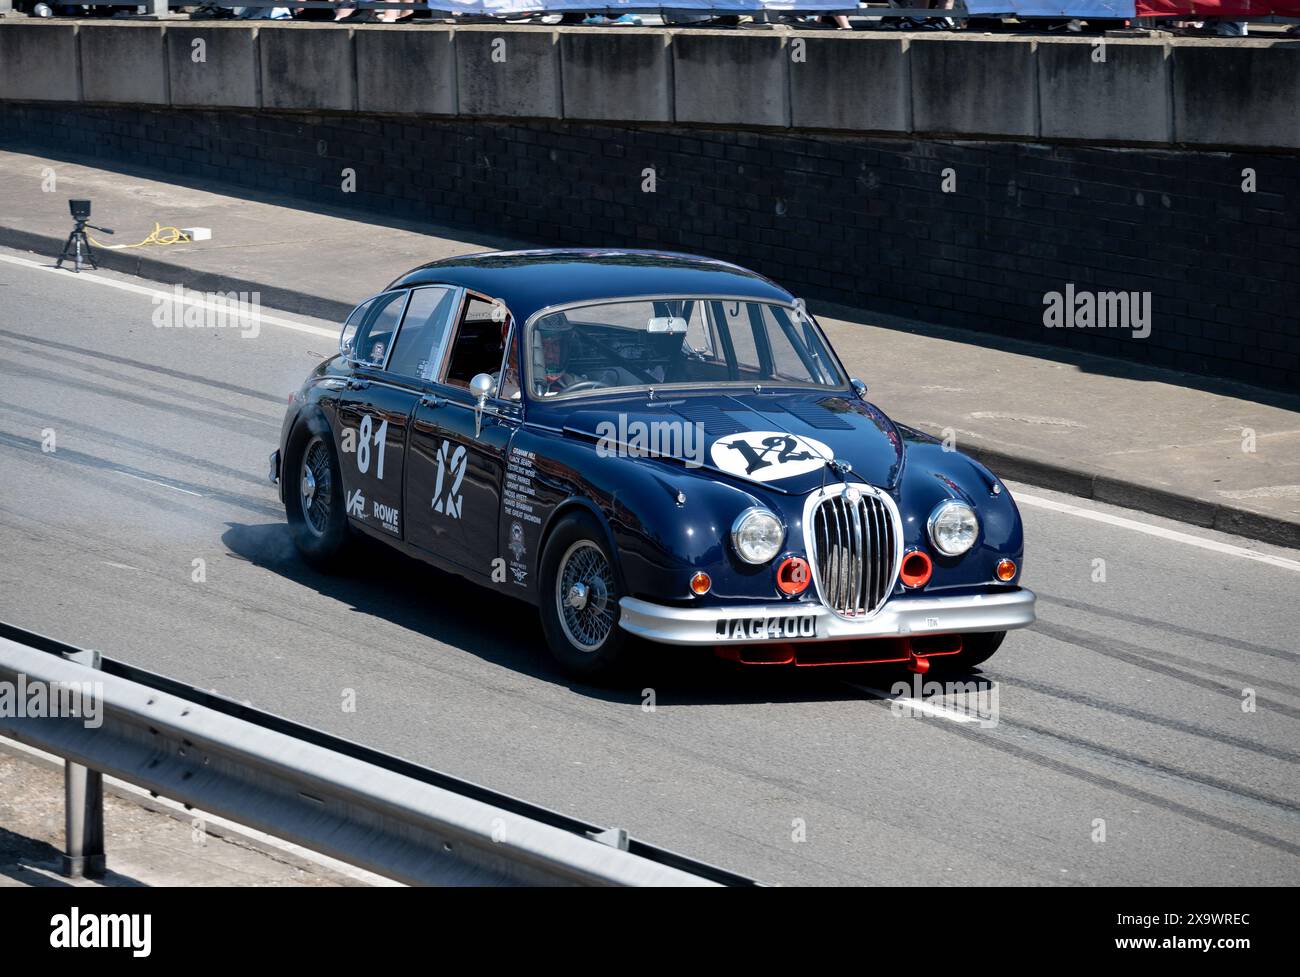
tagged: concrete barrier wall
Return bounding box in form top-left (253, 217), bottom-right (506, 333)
top-left (79, 23), bottom-right (169, 106)
top-left (0, 22), bottom-right (80, 102)
top-left (167, 24), bottom-right (259, 109)
top-left (6, 100), bottom-right (1296, 392)
top-left (1, 21), bottom-right (1297, 150)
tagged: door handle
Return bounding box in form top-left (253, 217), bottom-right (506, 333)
top-left (346, 379), bottom-right (370, 391)
top-left (420, 394), bottom-right (444, 409)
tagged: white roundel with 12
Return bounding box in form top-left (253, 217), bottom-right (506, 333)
top-left (710, 431), bottom-right (833, 482)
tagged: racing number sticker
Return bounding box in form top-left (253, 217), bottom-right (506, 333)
top-left (433, 439), bottom-right (467, 519)
top-left (355, 414), bottom-right (389, 480)
top-left (710, 431), bottom-right (833, 482)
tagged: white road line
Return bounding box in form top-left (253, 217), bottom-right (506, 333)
top-left (113, 469), bottom-right (203, 497)
top-left (843, 682), bottom-right (982, 724)
top-left (0, 253), bottom-right (338, 338)
top-left (102, 561), bottom-right (140, 571)
top-left (1015, 491), bottom-right (1300, 573)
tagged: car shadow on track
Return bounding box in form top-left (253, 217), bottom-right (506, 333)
top-left (222, 521), bottom-right (996, 706)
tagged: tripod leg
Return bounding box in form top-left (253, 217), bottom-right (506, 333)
top-left (57, 230), bottom-right (77, 270)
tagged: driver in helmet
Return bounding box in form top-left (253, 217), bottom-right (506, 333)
top-left (534, 316), bottom-right (586, 395)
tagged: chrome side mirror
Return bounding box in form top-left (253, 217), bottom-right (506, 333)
top-left (851, 378), bottom-right (868, 401)
top-left (470, 373), bottom-right (494, 437)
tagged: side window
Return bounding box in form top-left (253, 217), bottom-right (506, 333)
top-left (339, 297), bottom-right (377, 361)
top-left (387, 286), bottom-right (457, 380)
top-left (762, 305), bottom-right (820, 383)
top-left (353, 291), bottom-right (407, 368)
top-left (444, 296), bottom-right (509, 390)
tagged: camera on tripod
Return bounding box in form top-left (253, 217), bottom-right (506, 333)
top-left (57, 198), bottom-right (113, 273)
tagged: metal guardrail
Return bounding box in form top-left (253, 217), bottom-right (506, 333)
top-left (0, 621), bottom-right (757, 886)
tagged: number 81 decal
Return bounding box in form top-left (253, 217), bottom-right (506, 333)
top-left (344, 415), bottom-right (389, 479)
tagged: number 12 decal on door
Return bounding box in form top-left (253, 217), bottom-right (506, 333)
top-left (433, 439), bottom-right (467, 519)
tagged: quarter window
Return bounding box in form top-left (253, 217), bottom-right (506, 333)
top-left (353, 291), bottom-right (408, 369)
top-left (387, 286), bottom-right (457, 380)
top-left (339, 297), bottom-right (377, 362)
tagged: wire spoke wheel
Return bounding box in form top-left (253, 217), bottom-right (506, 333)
top-left (300, 435), bottom-right (333, 537)
top-left (556, 540), bottom-right (616, 653)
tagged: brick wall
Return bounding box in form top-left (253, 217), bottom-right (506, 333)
top-left (2, 102), bottom-right (1297, 391)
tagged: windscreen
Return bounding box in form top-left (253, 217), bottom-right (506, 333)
top-left (527, 299), bottom-right (845, 398)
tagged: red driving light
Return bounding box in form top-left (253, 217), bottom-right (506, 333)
top-left (996, 559), bottom-right (1017, 581)
top-left (776, 556), bottom-right (812, 596)
top-left (690, 572), bottom-right (712, 596)
top-left (899, 550), bottom-right (933, 588)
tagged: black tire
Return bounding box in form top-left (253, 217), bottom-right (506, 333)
top-left (284, 417), bottom-right (351, 570)
top-left (933, 630), bottom-right (1006, 672)
top-left (539, 511), bottom-right (633, 681)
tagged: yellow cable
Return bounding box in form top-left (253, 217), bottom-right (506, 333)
top-left (88, 222), bottom-right (192, 250)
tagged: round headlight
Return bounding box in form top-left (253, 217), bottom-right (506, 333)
top-left (928, 500), bottom-right (979, 556)
top-left (731, 508), bottom-right (785, 565)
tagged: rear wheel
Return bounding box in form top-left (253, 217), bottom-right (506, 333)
top-left (285, 425), bottom-right (351, 569)
top-left (539, 512), bottom-right (633, 681)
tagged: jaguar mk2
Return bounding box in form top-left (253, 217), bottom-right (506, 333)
top-left (271, 250), bottom-right (1036, 679)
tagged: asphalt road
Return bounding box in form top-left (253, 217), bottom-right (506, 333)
top-left (1, 247), bottom-right (1298, 886)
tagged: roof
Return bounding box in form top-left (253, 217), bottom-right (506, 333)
top-left (388, 249), bottom-right (794, 324)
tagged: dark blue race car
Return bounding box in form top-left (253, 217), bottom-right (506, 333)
top-left (271, 250), bottom-right (1036, 679)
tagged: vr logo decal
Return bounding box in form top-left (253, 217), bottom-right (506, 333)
top-left (710, 431), bottom-right (833, 482)
top-left (433, 440), bottom-right (467, 519)
top-left (345, 488), bottom-right (366, 518)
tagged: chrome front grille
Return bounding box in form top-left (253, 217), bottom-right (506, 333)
top-left (807, 486), bottom-right (900, 618)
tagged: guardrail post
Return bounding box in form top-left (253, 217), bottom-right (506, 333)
top-left (60, 648), bottom-right (105, 879)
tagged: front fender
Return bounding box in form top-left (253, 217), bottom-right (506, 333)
top-left (893, 430), bottom-right (1025, 591)
top-left (520, 428), bottom-right (792, 607)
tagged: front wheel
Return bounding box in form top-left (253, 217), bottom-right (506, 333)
top-left (285, 423), bottom-right (351, 570)
top-left (539, 512), bottom-right (633, 681)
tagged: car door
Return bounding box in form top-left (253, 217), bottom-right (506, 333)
top-left (406, 293), bottom-right (521, 582)
top-left (334, 286), bottom-right (459, 541)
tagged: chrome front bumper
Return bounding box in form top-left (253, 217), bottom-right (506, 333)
top-left (619, 588), bottom-right (1036, 646)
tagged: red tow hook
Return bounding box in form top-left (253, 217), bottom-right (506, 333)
top-left (907, 651), bottom-right (931, 674)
